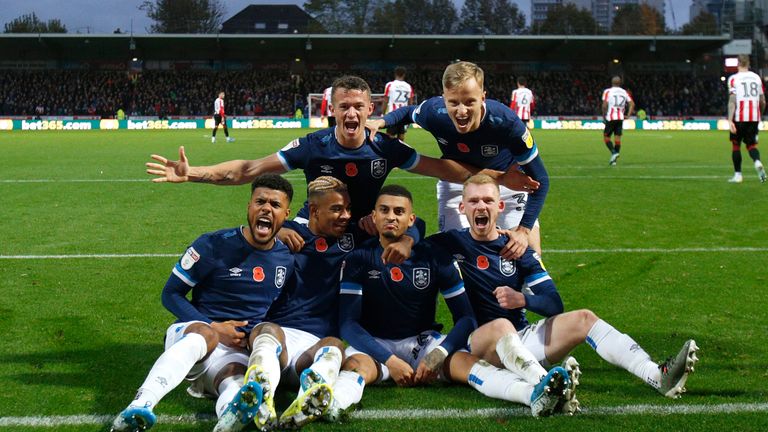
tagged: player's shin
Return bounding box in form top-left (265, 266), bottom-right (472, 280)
top-left (216, 375), bottom-right (245, 418)
top-left (586, 319), bottom-right (660, 388)
top-left (247, 333), bottom-right (283, 398)
top-left (306, 346), bottom-right (343, 387)
top-left (496, 333), bottom-right (547, 385)
top-left (467, 360), bottom-right (530, 405)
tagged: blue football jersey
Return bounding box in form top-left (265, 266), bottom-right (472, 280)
top-left (266, 220), bottom-right (357, 338)
top-left (164, 227), bottom-right (295, 333)
top-left (428, 229), bottom-right (563, 330)
top-left (277, 128), bottom-right (419, 223)
top-left (339, 239), bottom-right (465, 340)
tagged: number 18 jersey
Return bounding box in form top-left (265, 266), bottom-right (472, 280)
top-left (728, 71), bottom-right (764, 122)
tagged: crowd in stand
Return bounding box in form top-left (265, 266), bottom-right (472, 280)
top-left (0, 67), bottom-right (728, 118)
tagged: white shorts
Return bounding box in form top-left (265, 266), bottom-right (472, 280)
top-left (517, 318), bottom-right (549, 364)
top-left (281, 327), bottom-right (321, 387)
top-left (436, 180), bottom-right (537, 231)
top-left (345, 330), bottom-right (464, 383)
top-left (165, 321), bottom-right (249, 399)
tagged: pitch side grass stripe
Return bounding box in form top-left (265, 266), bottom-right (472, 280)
top-left (2, 403), bottom-right (768, 427)
top-left (2, 247), bottom-right (766, 260)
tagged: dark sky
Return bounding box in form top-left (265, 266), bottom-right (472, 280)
top-left (1, 0), bottom-right (691, 34)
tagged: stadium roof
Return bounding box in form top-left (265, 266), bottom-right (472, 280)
top-left (0, 33), bottom-right (731, 64)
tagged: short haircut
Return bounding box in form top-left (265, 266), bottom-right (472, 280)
top-left (738, 54), bottom-right (750, 67)
top-left (611, 76), bottom-right (622, 86)
top-left (394, 66), bottom-right (407, 78)
top-left (307, 176), bottom-right (348, 203)
top-left (463, 173), bottom-right (499, 195)
top-left (443, 61), bottom-right (485, 90)
top-left (517, 76), bottom-right (527, 86)
top-left (250, 173), bottom-right (294, 202)
top-left (331, 75), bottom-right (371, 103)
top-left (377, 184), bottom-right (413, 204)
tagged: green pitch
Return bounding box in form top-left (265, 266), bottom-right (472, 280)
top-left (0, 128), bottom-right (766, 431)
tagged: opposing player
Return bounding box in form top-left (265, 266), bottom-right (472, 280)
top-left (146, 75), bottom-right (535, 247)
top-left (110, 174), bottom-right (294, 432)
top-left (336, 185), bottom-right (572, 419)
top-left (601, 76), bottom-right (634, 166)
top-left (510, 76), bottom-right (534, 126)
top-left (429, 174), bottom-right (700, 400)
top-left (382, 66), bottom-right (414, 140)
top-left (212, 91), bottom-right (234, 143)
top-left (727, 54), bottom-right (766, 183)
top-left (320, 85), bottom-right (335, 128)
top-left (366, 61), bottom-right (547, 257)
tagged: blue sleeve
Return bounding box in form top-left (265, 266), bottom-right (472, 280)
top-left (382, 104), bottom-right (418, 128)
top-left (441, 293), bottom-right (477, 354)
top-left (518, 156), bottom-right (549, 229)
top-left (374, 133), bottom-right (419, 170)
top-left (404, 217), bottom-right (426, 244)
top-left (519, 250), bottom-right (563, 317)
top-left (161, 274), bottom-right (212, 323)
top-left (338, 251), bottom-right (394, 364)
top-left (276, 136), bottom-right (310, 171)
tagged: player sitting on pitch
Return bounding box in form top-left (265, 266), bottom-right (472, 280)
top-left (428, 174), bottom-right (699, 401)
top-left (334, 185), bottom-right (573, 419)
top-left (110, 174), bottom-right (295, 432)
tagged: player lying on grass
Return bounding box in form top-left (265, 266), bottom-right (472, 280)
top-left (428, 174), bottom-right (700, 401)
top-left (145, 75), bottom-right (537, 260)
top-left (111, 174), bottom-right (296, 432)
top-left (334, 185), bottom-right (573, 419)
top-left (366, 61), bottom-right (547, 258)
top-left (214, 176), bottom-right (364, 432)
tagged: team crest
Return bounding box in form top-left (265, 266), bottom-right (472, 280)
top-left (371, 159), bottom-right (387, 179)
top-left (499, 258), bottom-right (516, 276)
top-left (481, 145), bottom-right (499, 157)
top-left (413, 268), bottom-right (430, 289)
top-left (275, 266), bottom-right (287, 289)
top-left (338, 233), bottom-right (354, 252)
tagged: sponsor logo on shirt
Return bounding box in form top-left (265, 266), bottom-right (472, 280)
top-left (413, 268), bottom-right (430, 289)
top-left (275, 266), bottom-right (287, 289)
top-left (367, 270), bottom-right (381, 279)
top-left (499, 258), bottom-right (516, 276)
top-left (481, 145), bottom-right (499, 157)
top-left (320, 165), bottom-right (334, 174)
top-left (452, 253), bottom-right (465, 262)
top-left (371, 159), bottom-right (387, 179)
top-left (229, 267), bottom-right (243, 277)
top-left (437, 137), bottom-right (448, 146)
top-left (180, 247), bottom-right (200, 270)
top-left (338, 233), bottom-right (354, 252)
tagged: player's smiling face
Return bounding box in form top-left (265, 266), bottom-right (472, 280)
top-left (331, 88), bottom-right (373, 145)
top-left (460, 182), bottom-right (504, 240)
top-left (311, 190), bottom-right (352, 238)
top-left (246, 187), bottom-right (291, 249)
top-left (373, 194), bottom-right (415, 242)
top-left (443, 77), bottom-right (486, 134)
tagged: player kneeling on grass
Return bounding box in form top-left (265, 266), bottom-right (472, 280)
top-left (331, 185), bottom-right (572, 419)
top-left (428, 174), bottom-right (699, 401)
top-left (111, 174), bottom-right (295, 432)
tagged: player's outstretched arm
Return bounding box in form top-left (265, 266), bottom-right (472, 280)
top-left (147, 147), bottom-right (287, 185)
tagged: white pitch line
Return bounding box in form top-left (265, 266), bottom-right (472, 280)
top-left (1, 247), bottom-right (765, 260)
top-left (1, 403), bottom-right (767, 427)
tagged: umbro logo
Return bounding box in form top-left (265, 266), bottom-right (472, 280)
top-left (437, 137), bottom-right (448, 146)
top-left (320, 165), bottom-right (334, 174)
top-left (229, 267), bottom-right (242, 277)
top-left (368, 270), bottom-right (381, 279)
top-left (453, 254), bottom-right (465, 262)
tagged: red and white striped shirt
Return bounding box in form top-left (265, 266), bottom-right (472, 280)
top-left (320, 86), bottom-right (333, 117)
top-left (383, 79), bottom-right (413, 113)
top-left (728, 71), bottom-right (764, 122)
top-left (213, 97), bottom-right (225, 116)
top-left (510, 87), bottom-right (534, 121)
top-left (602, 87), bottom-right (632, 121)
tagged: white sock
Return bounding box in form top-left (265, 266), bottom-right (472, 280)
top-left (496, 333), bottom-right (547, 385)
top-left (467, 360), bottom-right (532, 406)
top-left (587, 319), bottom-right (661, 389)
top-left (130, 332), bottom-right (208, 410)
top-left (755, 160), bottom-right (763, 168)
top-left (308, 346), bottom-right (343, 386)
top-left (332, 370), bottom-right (365, 410)
top-left (215, 375), bottom-right (244, 418)
top-left (248, 333), bottom-right (282, 399)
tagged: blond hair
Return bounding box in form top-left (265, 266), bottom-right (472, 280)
top-left (442, 61), bottom-right (485, 90)
top-left (463, 173), bottom-right (499, 196)
top-left (738, 54), bottom-right (750, 68)
top-left (307, 176), bottom-right (348, 203)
